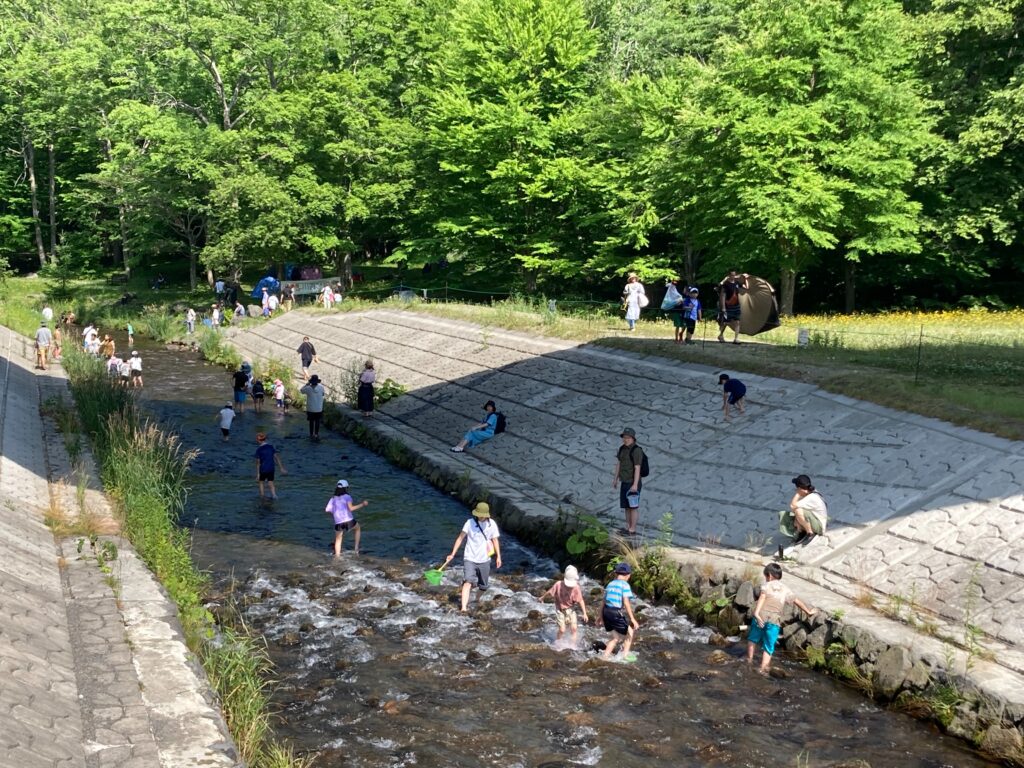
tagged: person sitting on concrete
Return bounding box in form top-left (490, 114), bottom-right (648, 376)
top-left (451, 401), bottom-right (499, 452)
top-left (778, 474), bottom-right (828, 556)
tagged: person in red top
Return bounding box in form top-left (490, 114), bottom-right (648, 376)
top-left (539, 565), bottom-right (589, 646)
top-left (717, 270), bottom-right (749, 344)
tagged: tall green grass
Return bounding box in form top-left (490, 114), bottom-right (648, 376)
top-left (63, 349), bottom-right (309, 767)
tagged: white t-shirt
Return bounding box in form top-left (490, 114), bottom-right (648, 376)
top-left (41, 307), bottom-right (53, 322)
top-left (268, 294), bottom-right (279, 310)
top-left (218, 408), bottom-right (236, 429)
top-left (461, 517), bottom-right (499, 563)
top-left (129, 356), bottom-right (143, 372)
top-left (796, 491), bottom-right (828, 530)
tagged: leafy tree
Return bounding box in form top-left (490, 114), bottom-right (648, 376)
top-left (651, 0), bottom-right (932, 313)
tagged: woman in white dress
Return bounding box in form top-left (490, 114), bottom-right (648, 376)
top-left (622, 273), bottom-right (646, 331)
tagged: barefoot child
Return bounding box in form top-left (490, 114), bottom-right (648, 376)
top-left (216, 403), bottom-right (235, 441)
top-left (747, 562), bottom-right (816, 674)
top-left (540, 565), bottom-right (589, 646)
top-left (595, 562), bottom-right (639, 660)
top-left (718, 373), bottom-right (746, 419)
top-left (273, 379), bottom-right (286, 409)
top-left (254, 432), bottom-right (287, 499)
top-left (325, 479), bottom-right (366, 557)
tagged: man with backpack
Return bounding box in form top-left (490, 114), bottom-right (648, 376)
top-left (613, 428), bottom-right (648, 536)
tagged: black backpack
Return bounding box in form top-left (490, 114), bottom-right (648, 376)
top-left (631, 445), bottom-right (650, 478)
top-left (494, 412), bottom-right (507, 434)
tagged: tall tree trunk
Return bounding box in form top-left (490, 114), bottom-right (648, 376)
top-left (25, 139), bottom-right (47, 269)
top-left (188, 241), bottom-right (197, 290)
top-left (844, 260), bottom-right (856, 314)
top-left (337, 249), bottom-right (352, 289)
top-left (48, 143), bottom-right (57, 260)
top-left (682, 240), bottom-right (697, 286)
top-left (780, 268), bottom-right (797, 317)
top-left (118, 202), bottom-right (131, 276)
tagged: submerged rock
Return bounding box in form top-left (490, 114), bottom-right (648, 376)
top-left (278, 632), bottom-right (300, 647)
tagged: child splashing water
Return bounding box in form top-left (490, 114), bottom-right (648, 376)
top-left (539, 565), bottom-right (589, 649)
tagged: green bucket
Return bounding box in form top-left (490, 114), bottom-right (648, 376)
top-left (423, 568), bottom-right (445, 586)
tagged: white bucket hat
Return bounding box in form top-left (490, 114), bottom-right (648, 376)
top-left (562, 565), bottom-right (579, 588)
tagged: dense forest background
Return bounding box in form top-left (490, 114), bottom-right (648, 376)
top-left (1, 0), bottom-right (1021, 313)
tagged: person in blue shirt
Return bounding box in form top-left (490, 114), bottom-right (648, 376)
top-left (718, 373), bottom-right (747, 419)
top-left (254, 432), bottom-right (287, 499)
top-left (451, 400), bottom-right (499, 453)
top-left (680, 287), bottom-right (702, 345)
top-left (594, 562), bottom-right (639, 660)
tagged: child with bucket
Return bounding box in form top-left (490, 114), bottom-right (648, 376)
top-left (540, 565), bottom-right (589, 648)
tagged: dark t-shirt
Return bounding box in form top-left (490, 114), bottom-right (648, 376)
top-left (233, 371), bottom-right (249, 392)
top-left (254, 443), bottom-right (277, 472)
top-left (251, 380), bottom-right (265, 397)
top-left (297, 341), bottom-right (316, 365)
top-left (616, 444), bottom-right (644, 483)
top-left (723, 379), bottom-right (747, 398)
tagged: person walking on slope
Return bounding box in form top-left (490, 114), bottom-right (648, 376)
top-left (297, 336), bottom-right (319, 380)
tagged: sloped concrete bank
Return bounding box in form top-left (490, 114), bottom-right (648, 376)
top-left (225, 309), bottom-right (1024, 764)
top-left (321, 398), bottom-right (1024, 765)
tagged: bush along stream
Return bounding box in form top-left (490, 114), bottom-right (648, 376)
top-left (93, 331), bottom-right (1010, 768)
top-left (61, 349), bottom-right (309, 768)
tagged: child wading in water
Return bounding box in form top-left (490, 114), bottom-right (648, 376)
top-left (216, 403), bottom-right (235, 441)
top-left (747, 562), bottom-right (816, 674)
top-left (326, 479), bottom-right (366, 556)
top-left (595, 562), bottom-right (639, 660)
top-left (540, 565), bottom-right (589, 647)
top-left (254, 432), bottom-right (287, 499)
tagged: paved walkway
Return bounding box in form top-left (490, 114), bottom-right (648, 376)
top-left (0, 325), bottom-right (239, 768)
top-left (227, 308), bottom-right (1024, 668)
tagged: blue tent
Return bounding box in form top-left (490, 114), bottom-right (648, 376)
top-left (250, 275), bottom-right (281, 299)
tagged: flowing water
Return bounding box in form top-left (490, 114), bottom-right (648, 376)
top-left (126, 335), bottom-right (993, 768)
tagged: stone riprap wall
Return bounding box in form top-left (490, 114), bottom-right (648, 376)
top-left (225, 308), bottom-right (1024, 756)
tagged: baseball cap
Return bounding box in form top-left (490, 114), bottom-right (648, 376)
top-left (336, 479), bottom-right (349, 488)
top-left (792, 474), bottom-right (813, 489)
top-left (562, 565), bottom-right (579, 588)
top-left (614, 562), bottom-right (632, 575)
top-left (620, 428), bottom-right (636, 438)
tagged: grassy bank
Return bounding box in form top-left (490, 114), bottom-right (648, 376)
top-left (61, 350), bottom-right (308, 768)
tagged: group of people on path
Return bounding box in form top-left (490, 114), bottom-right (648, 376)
top-left (624, 269), bottom-right (750, 344)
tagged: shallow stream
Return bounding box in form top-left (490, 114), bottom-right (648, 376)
top-left (129, 334), bottom-right (993, 768)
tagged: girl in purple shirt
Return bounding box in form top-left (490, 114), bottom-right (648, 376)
top-left (326, 479), bottom-right (368, 557)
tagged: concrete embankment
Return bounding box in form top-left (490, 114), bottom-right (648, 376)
top-left (0, 325), bottom-right (239, 768)
top-left (226, 307), bottom-right (1024, 759)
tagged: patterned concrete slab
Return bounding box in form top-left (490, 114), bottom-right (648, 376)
top-left (0, 325), bottom-right (240, 768)
top-left (227, 308), bottom-right (1024, 661)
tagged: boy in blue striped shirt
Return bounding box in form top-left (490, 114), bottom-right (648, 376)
top-left (595, 562), bottom-right (640, 660)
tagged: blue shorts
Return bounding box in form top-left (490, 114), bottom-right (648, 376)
top-left (234, 390), bottom-right (247, 403)
top-left (747, 621), bottom-right (780, 655)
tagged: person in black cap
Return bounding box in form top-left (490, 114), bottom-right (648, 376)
top-left (300, 374), bottom-right (326, 440)
top-left (612, 428), bottom-right (644, 536)
top-left (788, 474), bottom-right (828, 545)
